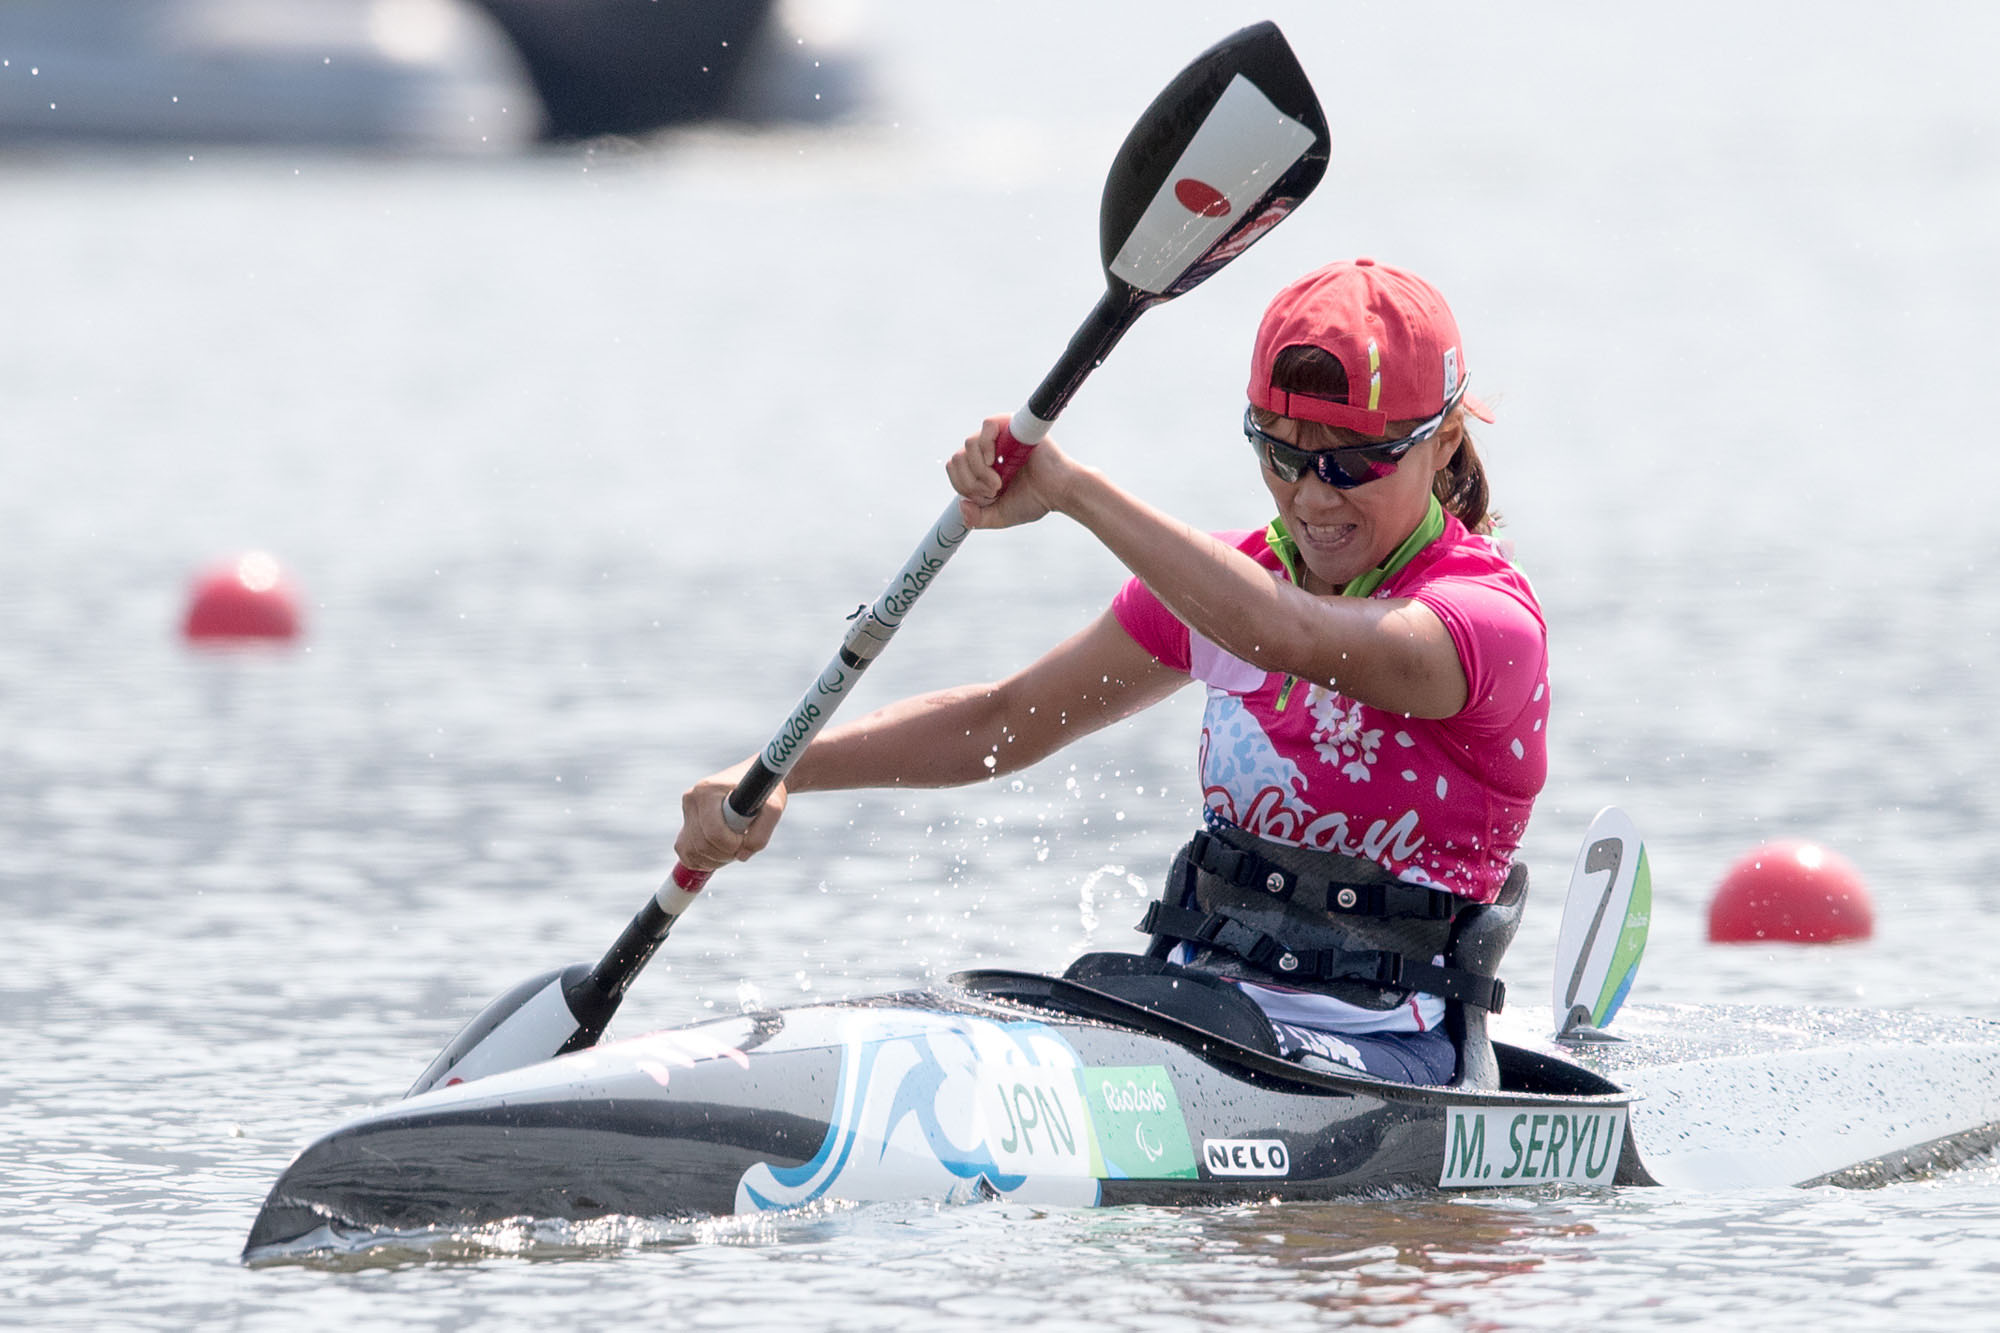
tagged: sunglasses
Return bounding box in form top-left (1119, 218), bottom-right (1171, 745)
top-left (1243, 384), bottom-right (1464, 489)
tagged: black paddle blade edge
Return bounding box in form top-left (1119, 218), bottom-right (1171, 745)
top-left (1023, 25), bottom-right (1327, 427)
top-left (1098, 21), bottom-right (1328, 294)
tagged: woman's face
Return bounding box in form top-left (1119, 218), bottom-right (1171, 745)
top-left (1256, 412), bottom-right (1460, 594)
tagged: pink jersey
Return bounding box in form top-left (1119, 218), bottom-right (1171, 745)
top-left (1112, 513), bottom-right (1548, 904)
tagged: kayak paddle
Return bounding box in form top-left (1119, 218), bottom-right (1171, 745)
top-left (1551, 806), bottom-right (1652, 1041)
top-left (407, 22), bottom-right (1330, 1096)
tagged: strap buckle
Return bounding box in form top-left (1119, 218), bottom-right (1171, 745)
top-left (1189, 829), bottom-right (1257, 891)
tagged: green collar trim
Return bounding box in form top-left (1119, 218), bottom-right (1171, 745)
top-left (1265, 495), bottom-right (1446, 598)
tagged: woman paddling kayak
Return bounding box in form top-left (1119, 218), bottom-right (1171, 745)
top-left (677, 259), bottom-right (1549, 1086)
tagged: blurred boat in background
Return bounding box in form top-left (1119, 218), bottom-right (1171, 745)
top-left (0, 0), bottom-right (541, 150)
top-left (474, 0), bottom-right (870, 140)
top-left (0, 0), bottom-right (869, 152)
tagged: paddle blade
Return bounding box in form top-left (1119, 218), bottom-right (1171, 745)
top-left (1099, 21), bottom-right (1328, 302)
top-left (1552, 806), bottom-right (1652, 1038)
top-left (405, 962), bottom-right (613, 1097)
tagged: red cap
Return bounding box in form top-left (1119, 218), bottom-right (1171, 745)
top-left (1247, 258), bottom-right (1493, 434)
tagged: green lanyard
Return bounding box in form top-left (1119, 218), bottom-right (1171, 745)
top-left (1263, 495), bottom-right (1446, 709)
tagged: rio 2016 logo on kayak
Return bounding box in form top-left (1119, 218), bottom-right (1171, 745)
top-left (1078, 1068), bottom-right (1196, 1179)
top-left (1096, 1076), bottom-right (1168, 1115)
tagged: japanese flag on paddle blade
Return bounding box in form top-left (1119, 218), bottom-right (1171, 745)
top-left (1107, 74), bottom-right (1320, 296)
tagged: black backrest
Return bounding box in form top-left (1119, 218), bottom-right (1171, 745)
top-left (1445, 862), bottom-right (1528, 1089)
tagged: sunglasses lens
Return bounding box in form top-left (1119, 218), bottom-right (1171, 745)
top-left (1268, 447), bottom-right (1306, 484)
top-left (1335, 452), bottom-right (1402, 487)
top-left (1242, 406), bottom-right (1433, 490)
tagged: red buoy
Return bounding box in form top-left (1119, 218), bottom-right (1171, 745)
top-left (182, 552), bottom-right (302, 642)
top-left (1707, 840), bottom-right (1874, 944)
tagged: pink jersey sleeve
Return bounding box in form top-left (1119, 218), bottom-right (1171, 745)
top-left (1110, 575), bottom-right (1193, 673)
top-left (1411, 573), bottom-right (1547, 737)
top-left (1109, 529), bottom-right (1271, 674)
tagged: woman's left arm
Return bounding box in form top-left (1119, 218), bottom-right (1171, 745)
top-left (950, 421), bottom-right (1468, 719)
top-left (1065, 475), bottom-right (1466, 718)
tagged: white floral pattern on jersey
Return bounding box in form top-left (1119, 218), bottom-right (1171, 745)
top-left (1309, 686), bottom-right (1382, 782)
top-left (1198, 689), bottom-right (1312, 833)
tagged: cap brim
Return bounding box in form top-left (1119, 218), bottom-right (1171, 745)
top-left (1462, 392), bottom-right (1495, 424)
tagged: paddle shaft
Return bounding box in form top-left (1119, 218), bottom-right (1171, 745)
top-left (581, 289), bottom-right (1145, 1008)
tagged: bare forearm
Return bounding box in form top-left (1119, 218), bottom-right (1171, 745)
top-left (784, 685), bottom-right (1044, 792)
top-left (1058, 468), bottom-right (1303, 667)
top-left (784, 609), bottom-right (1181, 792)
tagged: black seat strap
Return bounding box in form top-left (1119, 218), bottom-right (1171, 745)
top-left (1139, 901), bottom-right (1505, 1012)
top-left (1186, 828), bottom-right (1462, 921)
top-left (1141, 903), bottom-right (1286, 972)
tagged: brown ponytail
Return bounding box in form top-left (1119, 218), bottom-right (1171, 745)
top-left (1436, 411), bottom-right (1495, 535)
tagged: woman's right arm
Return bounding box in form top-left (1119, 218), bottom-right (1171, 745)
top-left (674, 608), bottom-right (1186, 870)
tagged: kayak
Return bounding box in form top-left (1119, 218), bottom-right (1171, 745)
top-left (243, 967), bottom-right (1640, 1256)
top-left (240, 961), bottom-right (2000, 1258)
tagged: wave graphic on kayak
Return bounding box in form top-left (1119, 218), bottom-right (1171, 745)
top-left (735, 1013), bottom-right (1103, 1213)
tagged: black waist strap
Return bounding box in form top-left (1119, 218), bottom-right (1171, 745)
top-left (1140, 901), bottom-right (1506, 1012)
top-left (1186, 827), bottom-right (1463, 921)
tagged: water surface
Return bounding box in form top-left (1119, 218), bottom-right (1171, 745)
top-left (6, 1), bottom-right (2000, 1326)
